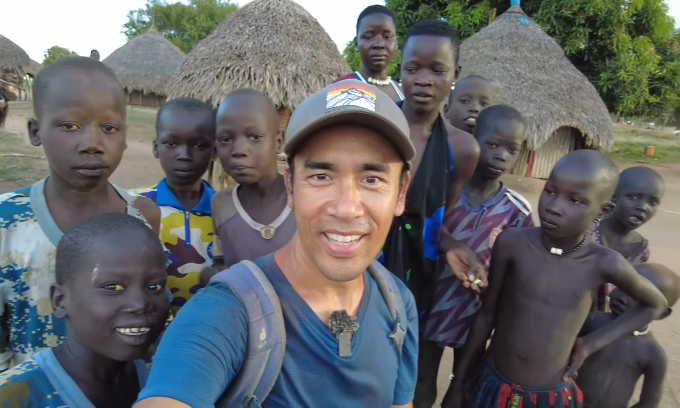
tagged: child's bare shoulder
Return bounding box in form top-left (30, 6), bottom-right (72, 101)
top-left (211, 187), bottom-right (238, 228)
top-left (445, 122), bottom-right (479, 164)
top-left (495, 226), bottom-right (538, 252)
top-left (132, 196), bottom-right (161, 231)
top-left (589, 243), bottom-right (631, 276)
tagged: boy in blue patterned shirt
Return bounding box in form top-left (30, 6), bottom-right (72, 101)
top-left (0, 57), bottom-right (160, 370)
top-left (0, 213), bottom-right (169, 407)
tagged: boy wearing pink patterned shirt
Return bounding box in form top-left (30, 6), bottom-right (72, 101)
top-left (418, 105), bottom-right (534, 407)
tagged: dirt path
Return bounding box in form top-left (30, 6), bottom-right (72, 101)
top-left (2, 105), bottom-right (680, 407)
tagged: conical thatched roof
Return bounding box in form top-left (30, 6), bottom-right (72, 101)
top-left (103, 27), bottom-right (186, 96)
top-left (23, 59), bottom-right (43, 75)
top-left (167, 0), bottom-right (351, 109)
top-left (459, 4), bottom-right (613, 150)
top-left (0, 34), bottom-right (30, 86)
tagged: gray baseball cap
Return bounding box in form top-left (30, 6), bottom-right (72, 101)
top-left (284, 79), bottom-right (415, 164)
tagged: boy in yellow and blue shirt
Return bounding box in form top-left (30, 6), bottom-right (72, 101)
top-left (131, 98), bottom-right (216, 314)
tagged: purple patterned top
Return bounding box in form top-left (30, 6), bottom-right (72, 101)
top-left (422, 186), bottom-right (534, 348)
top-left (586, 221), bottom-right (650, 312)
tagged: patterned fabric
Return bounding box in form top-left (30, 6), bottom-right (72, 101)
top-left (586, 221), bottom-right (650, 312)
top-left (423, 186), bottom-right (534, 348)
top-left (130, 178), bottom-right (215, 314)
top-left (0, 179), bottom-right (150, 370)
top-left (465, 360), bottom-right (583, 408)
top-left (0, 349), bottom-right (148, 407)
top-left (380, 111), bottom-right (454, 318)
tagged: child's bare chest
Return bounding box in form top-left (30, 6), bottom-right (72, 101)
top-left (509, 254), bottom-right (600, 308)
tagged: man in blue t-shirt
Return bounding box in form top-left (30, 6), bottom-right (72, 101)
top-left (135, 80), bottom-right (419, 408)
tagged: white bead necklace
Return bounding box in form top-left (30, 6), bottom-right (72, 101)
top-left (366, 76), bottom-right (392, 86)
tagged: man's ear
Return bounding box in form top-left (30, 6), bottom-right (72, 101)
top-left (152, 139), bottom-right (160, 159)
top-left (50, 283), bottom-right (68, 320)
top-left (28, 118), bottom-right (41, 147)
top-left (598, 201), bottom-right (616, 222)
top-left (395, 169), bottom-right (412, 217)
top-left (284, 165), bottom-right (293, 209)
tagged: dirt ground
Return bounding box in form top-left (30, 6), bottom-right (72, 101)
top-left (1, 103), bottom-right (680, 407)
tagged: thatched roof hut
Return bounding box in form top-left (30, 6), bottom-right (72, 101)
top-left (103, 27), bottom-right (186, 107)
top-left (459, 2), bottom-right (614, 179)
top-left (0, 34), bottom-right (30, 88)
top-left (168, 0), bottom-right (350, 189)
top-left (23, 59), bottom-right (43, 76)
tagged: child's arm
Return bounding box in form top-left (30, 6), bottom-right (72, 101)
top-left (133, 197), bottom-right (162, 235)
top-left (632, 346), bottom-right (667, 408)
top-left (444, 230), bottom-right (512, 408)
top-left (563, 252), bottom-right (667, 379)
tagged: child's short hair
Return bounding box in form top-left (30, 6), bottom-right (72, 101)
top-left (474, 105), bottom-right (526, 140)
top-left (356, 5), bottom-right (396, 32)
top-left (404, 20), bottom-right (460, 66)
top-left (56, 213), bottom-right (164, 285)
top-left (221, 88), bottom-right (279, 131)
top-left (615, 166), bottom-right (664, 195)
top-left (448, 75), bottom-right (490, 103)
top-left (33, 57), bottom-right (121, 119)
top-left (156, 97), bottom-right (216, 136)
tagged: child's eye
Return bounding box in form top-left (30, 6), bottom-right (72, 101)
top-left (147, 284), bottom-right (164, 292)
top-left (59, 123), bottom-right (80, 131)
top-left (433, 69), bottom-right (444, 75)
top-left (570, 198), bottom-right (583, 205)
top-left (249, 134), bottom-right (263, 141)
top-left (103, 284), bottom-right (125, 291)
top-left (101, 124), bottom-right (118, 134)
top-left (165, 141), bottom-right (177, 148)
top-left (482, 102), bottom-right (490, 107)
top-left (509, 148), bottom-right (519, 154)
top-left (460, 99), bottom-right (469, 104)
top-left (627, 194), bottom-right (639, 200)
top-left (487, 142), bottom-right (497, 148)
top-left (545, 189), bottom-right (555, 196)
top-left (650, 199), bottom-right (659, 206)
top-left (218, 137), bottom-right (232, 144)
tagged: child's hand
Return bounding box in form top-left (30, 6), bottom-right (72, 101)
top-left (445, 244), bottom-right (486, 293)
top-left (562, 337), bottom-right (592, 381)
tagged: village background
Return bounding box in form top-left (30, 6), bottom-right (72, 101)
top-left (1, 0), bottom-right (680, 406)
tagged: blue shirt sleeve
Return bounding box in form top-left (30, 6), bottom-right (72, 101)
top-left (137, 281), bottom-right (248, 407)
top-left (392, 280), bottom-right (419, 405)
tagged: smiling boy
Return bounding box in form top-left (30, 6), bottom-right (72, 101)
top-left (445, 75), bottom-right (493, 134)
top-left (0, 213), bottom-right (169, 407)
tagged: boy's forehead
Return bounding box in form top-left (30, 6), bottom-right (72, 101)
top-left (42, 72), bottom-right (124, 111)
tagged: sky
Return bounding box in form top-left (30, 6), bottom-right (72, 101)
top-left (2, 0), bottom-right (680, 63)
top-left (2, 0), bottom-right (383, 62)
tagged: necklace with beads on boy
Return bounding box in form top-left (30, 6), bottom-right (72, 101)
top-left (541, 234), bottom-right (587, 256)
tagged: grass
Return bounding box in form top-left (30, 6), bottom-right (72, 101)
top-left (609, 124), bottom-right (680, 163)
top-left (0, 131), bottom-right (48, 187)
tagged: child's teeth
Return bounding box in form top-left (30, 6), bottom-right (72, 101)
top-left (116, 327), bottom-right (151, 336)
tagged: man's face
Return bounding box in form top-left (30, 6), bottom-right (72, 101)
top-left (286, 124), bottom-right (410, 283)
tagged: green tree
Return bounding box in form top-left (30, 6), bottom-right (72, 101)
top-left (42, 46), bottom-right (78, 66)
top-left (122, 0), bottom-right (238, 53)
top-left (385, 0), bottom-right (678, 117)
top-left (342, 37), bottom-right (402, 79)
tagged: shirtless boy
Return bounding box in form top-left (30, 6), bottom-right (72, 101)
top-left (576, 263), bottom-right (680, 408)
top-left (448, 150), bottom-right (668, 408)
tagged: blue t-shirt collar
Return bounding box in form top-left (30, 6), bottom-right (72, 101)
top-left (155, 178), bottom-right (215, 215)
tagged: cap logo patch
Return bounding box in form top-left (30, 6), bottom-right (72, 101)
top-left (326, 84), bottom-right (376, 112)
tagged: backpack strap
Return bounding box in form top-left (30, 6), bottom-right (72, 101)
top-left (367, 260), bottom-right (408, 354)
top-left (211, 260), bottom-right (286, 408)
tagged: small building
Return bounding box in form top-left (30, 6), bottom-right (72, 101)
top-left (167, 0), bottom-right (351, 189)
top-left (103, 27), bottom-right (186, 107)
top-left (0, 33), bottom-right (30, 91)
top-left (459, 1), bottom-right (613, 179)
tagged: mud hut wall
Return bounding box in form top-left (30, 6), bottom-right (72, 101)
top-left (511, 144), bottom-right (532, 177)
top-left (530, 127), bottom-right (575, 179)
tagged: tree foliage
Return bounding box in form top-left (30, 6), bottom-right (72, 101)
top-left (385, 0), bottom-right (679, 117)
top-left (42, 46), bottom-right (79, 66)
top-left (122, 0), bottom-right (238, 54)
top-left (342, 37), bottom-right (402, 79)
